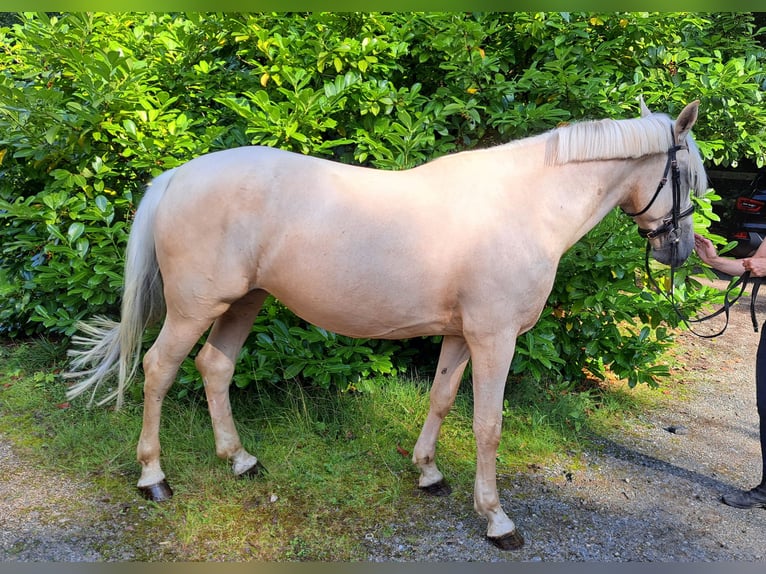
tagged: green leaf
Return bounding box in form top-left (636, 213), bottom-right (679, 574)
top-left (123, 119), bottom-right (137, 136)
top-left (67, 222), bottom-right (85, 243)
top-left (94, 195), bottom-right (109, 213)
top-left (283, 361), bottom-right (306, 380)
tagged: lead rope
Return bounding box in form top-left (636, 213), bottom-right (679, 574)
top-left (750, 277), bottom-right (762, 333)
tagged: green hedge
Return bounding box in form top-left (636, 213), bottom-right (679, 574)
top-left (1, 12), bottom-right (765, 393)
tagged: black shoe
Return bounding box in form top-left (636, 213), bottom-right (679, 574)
top-left (721, 486), bottom-right (766, 509)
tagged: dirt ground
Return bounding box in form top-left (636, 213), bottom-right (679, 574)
top-left (2, 278), bottom-right (765, 562)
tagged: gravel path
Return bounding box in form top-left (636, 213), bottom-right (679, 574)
top-left (0, 438), bottom-right (143, 561)
top-left (2, 278), bottom-right (765, 562)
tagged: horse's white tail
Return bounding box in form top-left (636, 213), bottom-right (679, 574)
top-left (65, 169), bottom-right (177, 409)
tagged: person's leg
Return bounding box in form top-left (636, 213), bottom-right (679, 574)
top-left (721, 321), bottom-right (766, 509)
top-left (755, 320), bottom-right (766, 488)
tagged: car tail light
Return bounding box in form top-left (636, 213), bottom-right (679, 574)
top-left (736, 197), bottom-right (766, 213)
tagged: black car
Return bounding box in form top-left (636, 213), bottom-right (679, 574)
top-left (727, 170), bottom-right (766, 258)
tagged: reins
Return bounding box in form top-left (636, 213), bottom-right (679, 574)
top-left (641, 243), bottom-right (758, 338)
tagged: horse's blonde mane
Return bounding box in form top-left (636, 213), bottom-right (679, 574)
top-left (543, 113), bottom-right (707, 194)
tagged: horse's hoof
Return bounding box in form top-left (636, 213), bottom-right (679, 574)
top-left (238, 461), bottom-right (267, 479)
top-left (418, 479), bottom-right (452, 497)
top-left (487, 529), bottom-right (525, 551)
top-left (138, 479), bottom-right (173, 502)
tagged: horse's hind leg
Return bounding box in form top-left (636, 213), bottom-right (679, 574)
top-left (195, 289), bottom-right (268, 478)
top-left (137, 313), bottom-right (214, 501)
top-left (412, 335), bottom-right (470, 496)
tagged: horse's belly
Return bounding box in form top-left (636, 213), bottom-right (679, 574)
top-left (265, 282), bottom-right (462, 340)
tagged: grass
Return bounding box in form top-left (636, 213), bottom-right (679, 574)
top-left (0, 337), bottom-right (677, 561)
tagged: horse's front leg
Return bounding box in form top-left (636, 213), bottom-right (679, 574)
top-left (468, 333), bottom-right (524, 550)
top-left (412, 335), bottom-right (470, 495)
top-left (195, 290), bottom-right (267, 478)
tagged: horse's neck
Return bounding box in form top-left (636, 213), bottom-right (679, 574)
top-left (424, 142), bottom-right (650, 254)
top-left (489, 149), bottom-right (644, 254)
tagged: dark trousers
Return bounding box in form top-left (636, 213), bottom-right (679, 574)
top-left (753, 324), bottom-right (766, 484)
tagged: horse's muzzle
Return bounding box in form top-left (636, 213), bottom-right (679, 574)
top-left (650, 227), bottom-right (694, 267)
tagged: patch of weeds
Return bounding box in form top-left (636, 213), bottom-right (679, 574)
top-left (3, 336), bottom-right (67, 371)
top-left (285, 536), bottom-right (321, 561)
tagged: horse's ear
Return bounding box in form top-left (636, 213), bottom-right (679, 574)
top-left (639, 95), bottom-right (652, 117)
top-left (674, 100), bottom-right (699, 144)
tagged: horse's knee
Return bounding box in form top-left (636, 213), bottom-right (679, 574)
top-left (473, 418), bottom-right (502, 450)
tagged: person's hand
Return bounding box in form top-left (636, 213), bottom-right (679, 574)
top-left (742, 257), bottom-right (766, 277)
top-left (694, 233), bottom-right (750, 276)
top-left (694, 233), bottom-right (718, 265)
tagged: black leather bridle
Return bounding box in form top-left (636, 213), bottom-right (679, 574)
top-left (622, 138), bottom-right (695, 245)
top-left (624, 135), bottom-right (757, 338)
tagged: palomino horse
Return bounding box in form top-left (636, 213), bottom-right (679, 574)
top-left (66, 99), bottom-right (706, 550)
